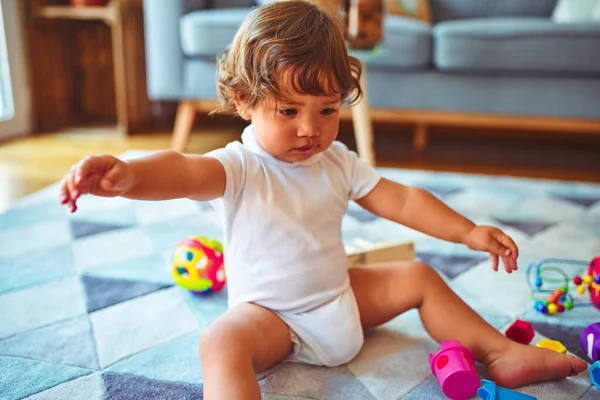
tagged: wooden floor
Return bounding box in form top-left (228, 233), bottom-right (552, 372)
top-left (0, 122), bottom-right (599, 213)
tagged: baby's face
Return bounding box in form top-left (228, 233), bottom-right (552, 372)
top-left (249, 91), bottom-right (342, 163)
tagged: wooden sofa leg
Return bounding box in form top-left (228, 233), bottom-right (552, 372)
top-left (171, 100), bottom-right (197, 152)
top-left (413, 124), bottom-right (428, 151)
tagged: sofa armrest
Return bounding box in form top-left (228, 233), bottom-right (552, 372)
top-left (143, 0), bottom-right (189, 100)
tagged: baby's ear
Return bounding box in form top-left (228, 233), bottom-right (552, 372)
top-left (233, 94), bottom-right (251, 120)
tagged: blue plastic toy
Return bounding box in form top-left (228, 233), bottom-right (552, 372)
top-left (478, 379), bottom-right (537, 400)
top-left (591, 361), bottom-right (600, 390)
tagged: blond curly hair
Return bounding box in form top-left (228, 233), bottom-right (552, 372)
top-left (213, 0), bottom-right (363, 116)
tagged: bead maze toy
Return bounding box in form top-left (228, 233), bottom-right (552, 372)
top-left (527, 257), bottom-right (600, 315)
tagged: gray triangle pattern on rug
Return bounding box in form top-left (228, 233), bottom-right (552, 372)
top-left (103, 372), bottom-right (204, 400)
top-left (493, 219), bottom-right (556, 236)
top-left (419, 184), bottom-right (464, 198)
top-left (417, 252), bottom-right (486, 279)
top-left (82, 275), bottom-right (173, 313)
top-left (0, 315), bottom-right (99, 370)
top-left (70, 220), bottom-right (130, 239)
top-left (530, 321), bottom-right (589, 362)
top-left (346, 207), bottom-right (378, 223)
top-left (552, 195), bottom-right (600, 208)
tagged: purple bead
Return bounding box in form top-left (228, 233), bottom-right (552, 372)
top-left (581, 322), bottom-right (600, 362)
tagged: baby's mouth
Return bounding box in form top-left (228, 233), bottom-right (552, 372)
top-left (294, 145), bottom-right (314, 152)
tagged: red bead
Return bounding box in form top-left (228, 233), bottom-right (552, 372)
top-left (557, 304), bottom-right (565, 312)
top-left (574, 275), bottom-right (582, 285)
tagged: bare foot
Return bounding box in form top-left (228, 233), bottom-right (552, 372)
top-left (485, 342), bottom-right (589, 388)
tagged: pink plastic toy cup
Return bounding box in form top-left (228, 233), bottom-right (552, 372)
top-left (429, 340), bottom-right (480, 400)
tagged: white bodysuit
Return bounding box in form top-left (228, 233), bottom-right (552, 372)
top-left (207, 125), bottom-right (381, 366)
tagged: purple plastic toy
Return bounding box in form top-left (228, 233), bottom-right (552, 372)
top-left (581, 322), bottom-right (600, 362)
top-left (429, 340), bottom-right (480, 400)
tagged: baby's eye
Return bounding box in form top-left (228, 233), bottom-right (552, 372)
top-left (321, 108), bottom-right (338, 115)
top-left (279, 109), bottom-right (297, 116)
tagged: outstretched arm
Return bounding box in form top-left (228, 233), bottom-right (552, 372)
top-left (356, 178), bottom-right (519, 272)
top-left (60, 150), bottom-right (225, 212)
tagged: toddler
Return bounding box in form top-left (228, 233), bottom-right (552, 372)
top-left (60, 1), bottom-right (587, 399)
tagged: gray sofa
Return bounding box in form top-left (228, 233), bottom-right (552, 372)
top-left (143, 0), bottom-right (600, 152)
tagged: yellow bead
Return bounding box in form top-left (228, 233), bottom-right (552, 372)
top-left (547, 303), bottom-right (557, 314)
top-left (577, 285), bottom-right (586, 295)
top-left (583, 275), bottom-right (593, 285)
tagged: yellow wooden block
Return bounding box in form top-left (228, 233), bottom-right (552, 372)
top-left (536, 339), bottom-right (567, 354)
top-left (347, 242), bottom-right (415, 266)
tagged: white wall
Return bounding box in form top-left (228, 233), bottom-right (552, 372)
top-left (0, 0), bottom-right (32, 139)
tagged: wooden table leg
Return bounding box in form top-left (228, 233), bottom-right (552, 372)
top-left (351, 66), bottom-right (376, 166)
top-left (171, 100), bottom-right (197, 152)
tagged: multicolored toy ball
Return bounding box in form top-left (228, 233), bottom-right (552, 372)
top-left (171, 236), bottom-right (225, 295)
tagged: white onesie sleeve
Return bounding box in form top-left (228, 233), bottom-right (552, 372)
top-left (204, 141), bottom-right (248, 209)
top-left (330, 142), bottom-right (381, 201)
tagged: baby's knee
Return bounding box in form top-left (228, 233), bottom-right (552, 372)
top-left (409, 261), bottom-right (440, 282)
top-left (199, 323), bottom-right (248, 362)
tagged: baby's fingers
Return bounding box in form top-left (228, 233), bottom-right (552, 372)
top-left (502, 256), bottom-right (516, 273)
top-left (490, 253), bottom-right (499, 272)
top-left (491, 230), bottom-right (519, 259)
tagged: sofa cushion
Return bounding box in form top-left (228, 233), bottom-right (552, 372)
top-left (181, 8), bottom-right (252, 58)
top-left (434, 18), bottom-right (600, 75)
top-left (360, 16), bottom-right (431, 69)
top-left (430, 0), bottom-right (557, 22)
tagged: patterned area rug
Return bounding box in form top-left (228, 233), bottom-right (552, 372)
top-left (1, 160), bottom-right (599, 399)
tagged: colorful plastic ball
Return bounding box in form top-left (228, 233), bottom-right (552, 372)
top-left (171, 236), bottom-right (225, 295)
top-left (584, 275), bottom-right (593, 285)
top-left (548, 303), bottom-right (558, 315)
top-left (577, 285), bottom-right (586, 295)
top-left (595, 275), bottom-right (600, 285)
top-left (574, 275), bottom-right (582, 285)
top-left (561, 285), bottom-right (568, 293)
top-left (535, 277), bottom-right (542, 287)
top-left (565, 301), bottom-right (574, 310)
top-left (557, 304), bottom-right (565, 313)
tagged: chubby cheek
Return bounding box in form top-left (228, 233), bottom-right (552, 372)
top-left (321, 119), bottom-right (340, 144)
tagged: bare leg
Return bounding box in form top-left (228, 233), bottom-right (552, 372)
top-left (199, 303), bottom-right (293, 400)
top-left (349, 262), bottom-right (588, 388)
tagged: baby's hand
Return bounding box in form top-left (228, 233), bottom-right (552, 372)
top-left (464, 225), bottom-right (519, 273)
top-left (59, 155), bottom-right (133, 213)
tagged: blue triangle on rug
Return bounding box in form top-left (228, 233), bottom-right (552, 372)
top-left (493, 219), bottom-right (555, 236)
top-left (0, 355), bottom-right (92, 400)
top-left (70, 220), bottom-right (130, 239)
top-left (418, 184), bottom-right (464, 198)
top-left (103, 372), bottom-right (204, 400)
top-left (552, 195), bottom-right (600, 208)
top-left (81, 275), bottom-right (173, 313)
top-left (0, 315), bottom-right (99, 370)
top-left (345, 207), bottom-right (378, 222)
top-left (417, 252), bottom-right (486, 279)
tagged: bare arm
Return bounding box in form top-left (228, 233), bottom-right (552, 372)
top-left (60, 150), bottom-right (226, 212)
top-left (356, 178), bottom-right (519, 272)
top-left (124, 151), bottom-right (225, 201)
top-left (356, 178), bottom-right (475, 243)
